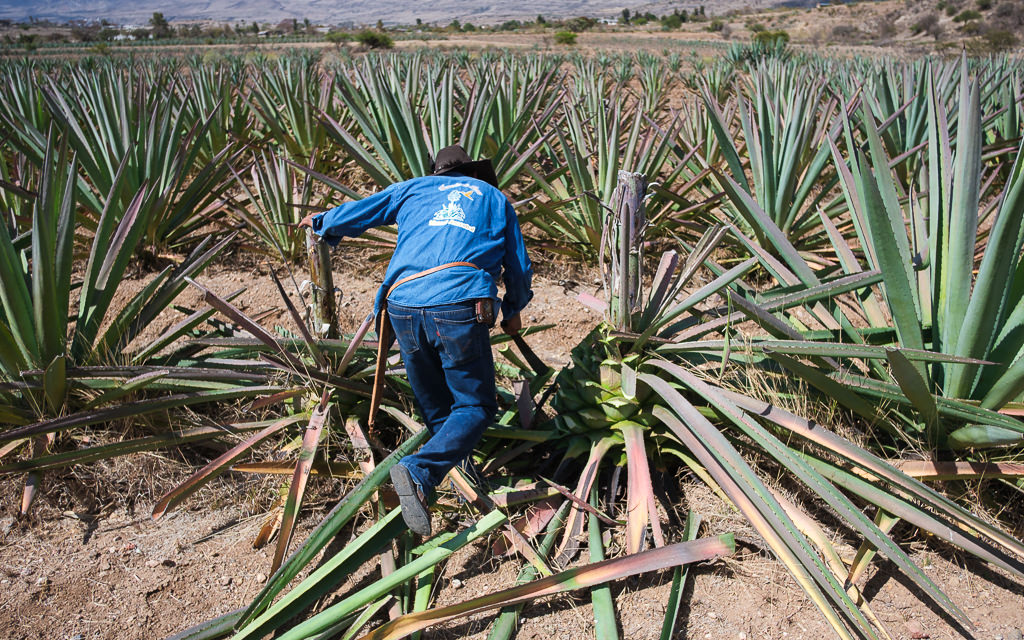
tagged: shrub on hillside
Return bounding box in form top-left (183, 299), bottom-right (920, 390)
top-left (982, 27), bottom-right (1018, 47)
top-left (831, 24), bottom-right (863, 41)
top-left (954, 9), bottom-right (983, 20)
top-left (994, 1), bottom-right (1024, 25)
top-left (912, 12), bottom-right (943, 38)
top-left (753, 29), bottom-right (789, 45)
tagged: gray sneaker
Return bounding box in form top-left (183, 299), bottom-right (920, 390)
top-left (390, 464), bottom-right (431, 536)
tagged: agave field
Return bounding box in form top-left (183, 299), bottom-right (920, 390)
top-left (2, 44), bottom-right (1024, 640)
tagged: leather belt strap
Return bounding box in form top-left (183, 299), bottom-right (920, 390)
top-left (368, 261), bottom-right (480, 429)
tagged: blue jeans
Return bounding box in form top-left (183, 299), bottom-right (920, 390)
top-left (387, 300), bottom-right (496, 496)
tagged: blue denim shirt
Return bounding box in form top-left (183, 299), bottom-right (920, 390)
top-left (311, 173), bottom-right (533, 322)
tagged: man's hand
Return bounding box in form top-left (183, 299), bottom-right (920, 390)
top-left (298, 213), bottom-right (317, 229)
top-left (501, 313), bottom-right (522, 336)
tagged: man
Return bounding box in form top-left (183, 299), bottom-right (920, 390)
top-left (299, 145), bottom-right (533, 536)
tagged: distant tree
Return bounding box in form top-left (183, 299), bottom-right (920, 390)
top-left (355, 29), bottom-right (393, 48)
top-left (325, 30), bottom-right (350, 48)
top-left (565, 16), bottom-right (597, 31)
top-left (661, 12), bottom-right (683, 28)
top-left (376, 19), bottom-right (384, 30)
top-left (304, 17), bottom-right (312, 32)
top-left (149, 11), bottom-right (171, 38)
top-left (448, 19), bottom-right (461, 31)
top-left (621, 8), bottom-right (631, 24)
top-left (463, 22), bottom-right (477, 31)
top-left (554, 30), bottom-right (577, 44)
top-left (416, 17), bottom-right (423, 26)
top-left (536, 14), bottom-right (547, 24)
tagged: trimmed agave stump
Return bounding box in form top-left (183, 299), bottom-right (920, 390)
top-left (607, 170), bottom-right (648, 332)
top-left (306, 229), bottom-right (339, 340)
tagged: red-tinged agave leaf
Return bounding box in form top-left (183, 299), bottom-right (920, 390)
top-left (489, 483), bottom-right (560, 509)
top-left (648, 362), bottom-right (972, 632)
top-left (0, 385), bottom-right (282, 443)
top-left (152, 414), bottom-right (306, 519)
top-left (271, 400), bottom-right (330, 574)
top-left (553, 437), bottom-right (617, 567)
top-left (21, 435), bottom-right (50, 515)
top-left (341, 411), bottom-right (397, 614)
top-left (249, 389), bottom-right (307, 411)
top-left (267, 267), bottom-right (327, 370)
top-left (492, 496), bottom-right (562, 556)
top-left (447, 465), bottom-right (552, 577)
top-left (620, 421), bottom-right (664, 553)
top-left (185, 277), bottom-right (308, 373)
top-left (540, 475), bottom-right (619, 526)
top-left (0, 439), bottom-right (26, 460)
top-left (891, 460), bottom-right (1024, 481)
top-left (379, 545), bottom-right (402, 621)
top-left (339, 313), bottom-right (375, 376)
top-left (344, 415), bottom-right (375, 470)
top-left (254, 499), bottom-right (284, 550)
top-left (577, 292), bottom-right (609, 314)
top-left (355, 535), bottom-right (736, 640)
top-left (232, 460), bottom-right (359, 477)
top-left (514, 379), bottom-right (535, 429)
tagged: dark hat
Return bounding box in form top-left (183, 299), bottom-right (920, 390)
top-left (431, 145), bottom-right (499, 188)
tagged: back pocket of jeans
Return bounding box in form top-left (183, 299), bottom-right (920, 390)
top-left (388, 311), bottom-right (418, 354)
top-left (435, 316), bottom-right (483, 366)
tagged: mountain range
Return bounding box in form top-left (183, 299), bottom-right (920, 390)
top-left (0, 0), bottom-right (734, 26)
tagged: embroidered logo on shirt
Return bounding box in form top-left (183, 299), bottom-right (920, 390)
top-left (429, 183), bottom-right (482, 232)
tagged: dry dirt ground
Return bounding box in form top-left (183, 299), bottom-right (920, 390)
top-left (2, 253), bottom-right (1024, 640)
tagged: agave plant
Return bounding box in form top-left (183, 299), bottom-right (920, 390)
top-left (246, 53), bottom-right (338, 166)
top-left (229, 149), bottom-right (328, 263)
top-left (523, 89), bottom-right (714, 260)
top-left (322, 52), bottom-right (558, 191)
top-left (540, 170), bottom-right (1024, 640)
top-left (702, 59), bottom-right (849, 254)
top-left (722, 56), bottom-right (1024, 455)
top-left (1, 63), bottom-right (239, 251)
top-left (0, 130), bottom-right (287, 512)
